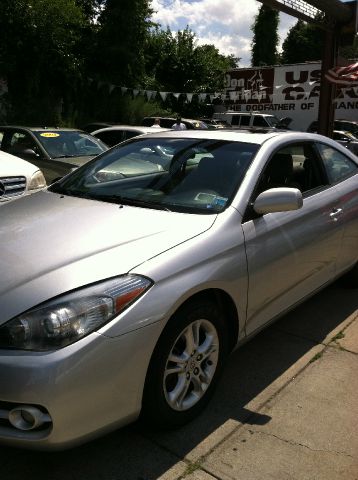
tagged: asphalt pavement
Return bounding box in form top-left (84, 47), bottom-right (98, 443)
top-left (1, 280), bottom-right (358, 480)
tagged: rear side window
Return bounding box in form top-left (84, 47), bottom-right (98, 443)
top-left (125, 131), bottom-right (143, 140)
top-left (231, 115), bottom-right (241, 126)
top-left (316, 143), bottom-right (358, 183)
top-left (240, 116), bottom-right (250, 126)
top-left (95, 130), bottom-right (124, 147)
top-left (252, 116), bottom-right (268, 127)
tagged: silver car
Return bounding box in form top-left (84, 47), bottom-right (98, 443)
top-left (0, 130), bottom-right (357, 450)
top-left (91, 125), bottom-right (171, 147)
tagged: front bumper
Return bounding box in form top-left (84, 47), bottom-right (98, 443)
top-left (0, 321), bottom-right (162, 450)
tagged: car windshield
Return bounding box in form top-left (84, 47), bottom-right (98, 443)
top-left (34, 130), bottom-right (107, 158)
top-left (49, 137), bottom-right (259, 213)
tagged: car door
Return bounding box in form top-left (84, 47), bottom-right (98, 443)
top-left (242, 141), bottom-right (345, 336)
top-left (315, 141), bottom-right (358, 273)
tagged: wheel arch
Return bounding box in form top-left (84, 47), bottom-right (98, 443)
top-left (167, 288), bottom-right (240, 353)
top-left (140, 287), bottom-right (240, 427)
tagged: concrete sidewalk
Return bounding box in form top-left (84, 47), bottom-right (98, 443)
top-left (2, 282), bottom-right (358, 480)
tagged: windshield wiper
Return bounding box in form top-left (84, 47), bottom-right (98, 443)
top-left (49, 184), bottom-right (93, 198)
top-left (48, 184), bottom-right (68, 194)
top-left (49, 186), bottom-right (171, 210)
top-left (92, 194), bottom-right (171, 211)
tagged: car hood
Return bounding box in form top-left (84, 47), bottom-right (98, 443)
top-left (0, 151), bottom-right (39, 177)
top-left (0, 190), bottom-right (216, 323)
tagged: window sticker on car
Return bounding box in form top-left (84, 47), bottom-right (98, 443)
top-left (40, 132), bottom-right (60, 138)
top-left (214, 196), bottom-right (227, 207)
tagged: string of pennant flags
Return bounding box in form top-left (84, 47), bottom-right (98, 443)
top-left (89, 78), bottom-right (358, 104)
top-left (89, 78), bottom-right (222, 103)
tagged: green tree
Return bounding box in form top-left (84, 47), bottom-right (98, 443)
top-left (193, 45), bottom-right (238, 92)
top-left (280, 19), bottom-right (324, 64)
top-left (75, 0), bottom-right (104, 21)
top-left (0, 0), bottom-right (86, 124)
top-left (143, 26), bottom-right (237, 118)
top-left (251, 5), bottom-right (279, 66)
top-left (144, 26), bottom-right (237, 92)
top-left (95, 0), bottom-right (153, 86)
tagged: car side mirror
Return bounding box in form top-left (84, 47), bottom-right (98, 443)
top-left (21, 148), bottom-right (40, 160)
top-left (253, 187), bottom-right (303, 215)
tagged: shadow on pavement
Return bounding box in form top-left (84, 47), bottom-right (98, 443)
top-left (1, 282), bottom-right (357, 480)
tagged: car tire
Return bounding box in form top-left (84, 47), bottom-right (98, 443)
top-left (141, 298), bottom-right (228, 429)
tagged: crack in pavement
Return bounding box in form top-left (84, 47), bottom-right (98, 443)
top-left (246, 428), bottom-right (356, 459)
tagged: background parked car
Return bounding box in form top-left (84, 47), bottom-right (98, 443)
top-left (0, 150), bottom-right (46, 202)
top-left (81, 122), bottom-right (114, 133)
top-left (213, 112), bottom-right (292, 130)
top-left (332, 130), bottom-right (358, 156)
top-left (307, 120), bottom-right (358, 138)
top-left (91, 125), bottom-right (170, 148)
top-left (199, 118), bottom-right (228, 129)
top-left (0, 126), bottom-right (108, 183)
top-left (141, 116), bottom-right (209, 129)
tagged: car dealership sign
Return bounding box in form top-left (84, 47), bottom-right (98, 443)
top-left (222, 62), bottom-right (358, 131)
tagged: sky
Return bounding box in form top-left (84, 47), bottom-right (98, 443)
top-left (150, 0), bottom-right (298, 67)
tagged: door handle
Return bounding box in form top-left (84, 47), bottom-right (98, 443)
top-left (330, 207), bottom-right (343, 221)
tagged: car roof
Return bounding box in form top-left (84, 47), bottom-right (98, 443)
top-left (217, 112), bottom-right (277, 117)
top-left (136, 129), bottom-right (296, 144)
top-left (92, 125), bottom-right (170, 134)
top-left (143, 116), bottom-right (207, 124)
top-left (334, 130), bottom-right (356, 136)
top-left (0, 126), bottom-right (84, 132)
top-left (335, 119), bottom-right (358, 124)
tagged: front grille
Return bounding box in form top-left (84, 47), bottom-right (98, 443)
top-left (0, 176), bottom-right (27, 200)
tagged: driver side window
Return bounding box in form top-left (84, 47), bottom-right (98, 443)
top-left (8, 132), bottom-right (37, 156)
top-left (256, 143), bottom-right (328, 195)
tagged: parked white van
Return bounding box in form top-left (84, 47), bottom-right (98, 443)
top-left (213, 111), bottom-right (292, 129)
top-left (0, 150), bottom-right (46, 202)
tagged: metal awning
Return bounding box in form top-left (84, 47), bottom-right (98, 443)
top-left (259, 0), bottom-right (353, 29)
top-left (257, 0), bottom-right (357, 136)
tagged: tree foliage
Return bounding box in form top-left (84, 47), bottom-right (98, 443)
top-left (1, 0), bottom-right (345, 125)
top-left (280, 19), bottom-right (324, 64)
top-left (95, 0), bottom-right (154, 85)
top-left (251, 5), bottom-right (279, 67)
top-left (144, 26), bottom-right (237, 93)
top-left (0, 0), bottom-right (86, 123)
top-left (75, 0), bottom-right (104, 21)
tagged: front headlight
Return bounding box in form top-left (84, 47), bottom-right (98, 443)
top-left (28, 170), bottom-right (47, 190)
top-left (0, 275), bottom-right (152, 351)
